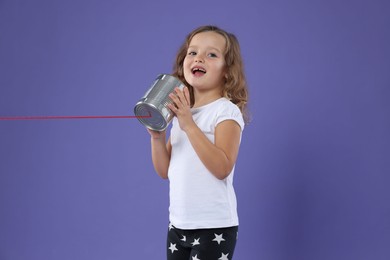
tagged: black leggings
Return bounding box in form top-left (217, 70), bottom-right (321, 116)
top-left (166, 224), bottom-right (238, 260)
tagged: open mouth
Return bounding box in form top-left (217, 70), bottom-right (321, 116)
top-left (192, 67), bottom-right (206, 76)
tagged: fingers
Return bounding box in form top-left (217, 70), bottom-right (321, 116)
top-left (174, 87), bottom-right (189, 106)
top-left (168, 92), bottom-right (179, 112)
top-left (183, 87), bottom-right (190, 105)
top-left (169, 87), bottom-right (190, 112)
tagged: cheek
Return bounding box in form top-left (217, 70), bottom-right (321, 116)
top-left (183, 59), bottom-right (192, 74)
top-left (218, 61), bottom-right (227, 70)
top-left (214, 62), bottom-right (227, 75)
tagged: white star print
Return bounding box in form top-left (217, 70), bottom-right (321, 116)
top-left (169, 223), bottom-right (174, 230)
top-left (181, 235), bottom-right (186, 242)
top-left (191, 237), bottom-right (200, 246)
top-left (218, 252), bottom-right (229, 260)
top-left (192, 254), bottom-right (201, 260)
top-left (213, 233), bottom-right (226, 245)
top-left (168, 243), bottom-right (178, 253)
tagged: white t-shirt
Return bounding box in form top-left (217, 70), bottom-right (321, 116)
top-left (167, 97), bottom-right (245, 229)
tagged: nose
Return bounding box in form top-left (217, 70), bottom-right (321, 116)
top-left (195, 54), bottom-right (204, 63)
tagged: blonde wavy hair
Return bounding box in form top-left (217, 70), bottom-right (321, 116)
top-left (172, 25), bottom-right (250, 124)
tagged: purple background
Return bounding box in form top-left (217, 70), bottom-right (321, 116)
top-left (1, 0), bottom-right (389, 259)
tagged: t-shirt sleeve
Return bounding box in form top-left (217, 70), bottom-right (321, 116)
top-left (215, 102), bottom-right (245, 131)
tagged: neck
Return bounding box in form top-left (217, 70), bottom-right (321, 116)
top-left (192, 88), bottom-right (222, 108)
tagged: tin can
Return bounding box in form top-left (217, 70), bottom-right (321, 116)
top-left (134, 74), bottom-right (185, 131)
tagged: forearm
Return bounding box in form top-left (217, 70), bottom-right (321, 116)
top-left (150, 136), bottom-right (170, 179)
top-left (185, 125), bottom-right (234, 180)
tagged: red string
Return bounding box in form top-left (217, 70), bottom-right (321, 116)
top-left (0, 113), bottom-right (151, 121)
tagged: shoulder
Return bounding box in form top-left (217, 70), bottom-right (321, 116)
top-left (209, 97), bottom-right (240, 112)
top-left (214, 98), bottom-right (245, 131)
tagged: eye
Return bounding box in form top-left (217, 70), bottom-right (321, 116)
top-left (188, 51), bottom-right (197, 56)
top-left (208, 53), bottom-right (218, 58)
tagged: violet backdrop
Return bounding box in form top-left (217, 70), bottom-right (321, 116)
top-left (0, 0), bottom-right (389, 259)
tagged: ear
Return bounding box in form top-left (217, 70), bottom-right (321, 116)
top-left (224, 67), bottom-right (229, 79)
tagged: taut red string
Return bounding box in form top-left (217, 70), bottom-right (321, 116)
top-left (0, 113), bottom-right (151, 121)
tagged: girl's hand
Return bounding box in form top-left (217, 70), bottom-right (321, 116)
top-left (168, 87), bottom-right (195, 132)
top-left (147, 128), bottom-right (166, 140)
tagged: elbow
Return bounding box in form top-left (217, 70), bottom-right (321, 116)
top-left (157, 170), bottom-right (169, 180)
top-left (153, 161), bottom-right (170, 179)
top-left (212, 165), bottom-right (234, 180)
top-left (205, 154), bottom-right (236, 180)
top-left (215, 174), bottom-right (229, 180)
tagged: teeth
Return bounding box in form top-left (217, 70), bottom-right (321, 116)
top-left (192, 68), bottom-right (206, 73)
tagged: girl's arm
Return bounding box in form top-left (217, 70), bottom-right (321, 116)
top-left (148, 129), bottom-right (171, 179)
top-left (168, 87), bottom-right (241, 180)
top-left (184, 120), bottom-right (241, 180)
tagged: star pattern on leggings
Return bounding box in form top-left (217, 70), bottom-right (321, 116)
top-left (191, 237), bottom-right (200, 246)
top-left (167, 224), bottom-right (235, 259)
top-left (218, 252), bottom-right (229, 260)
top-left (192, 254), bottom-right (201, 260)
top-left (169, 223), bottom-right (174, 231)
top-left (213, 233), bottom-right (226, 244)
top-left (168, 243), bottom-right (178, 253)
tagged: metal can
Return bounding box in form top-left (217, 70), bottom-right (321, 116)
top-left (134, 74), bottom-right (185, 131)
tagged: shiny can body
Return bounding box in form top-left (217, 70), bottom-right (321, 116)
top-left (134, 74), bottom-right (185, 131)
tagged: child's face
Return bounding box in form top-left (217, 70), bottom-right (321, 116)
top-left (183, 31), bottom-right (227, 93)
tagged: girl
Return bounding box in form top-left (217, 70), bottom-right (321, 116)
top-left (147, 25), bottom-right (249, 260)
